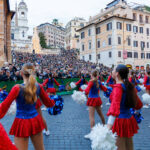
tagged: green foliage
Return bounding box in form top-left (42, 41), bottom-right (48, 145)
top-left (39, 32), bottom-right (47, 48)
top-left (145, 6), bottom-right (150, 12)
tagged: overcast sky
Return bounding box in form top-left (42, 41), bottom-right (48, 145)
top-left (9, 0), bottom-right (150, 33)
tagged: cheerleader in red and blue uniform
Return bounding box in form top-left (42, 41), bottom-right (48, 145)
top-left (129, 71), bottom-right (137, 86)
top-left (106, 72), bottom-right (116, 88)
top-left (76, 75), bottom-right (88, 91)
top-left (0, 63), bottom-right (55, 150)
top-left (43, 73), bottom-right (60, 95)
top-left (107, 64), bottom-right (143, 150)
top-left (143, 70), bottom-right (150, 108)
top-left (84, 70), bottom-right (107, 130)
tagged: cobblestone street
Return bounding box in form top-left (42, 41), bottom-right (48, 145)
top-left (1, 92), bottom-right (150, 150)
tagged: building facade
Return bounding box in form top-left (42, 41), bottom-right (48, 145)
top-left (0, 0), bottom-right (15, 67)
top-left (37, 22), bottom-right (66, 48)
top-left (78, 0), bottom-right (150, 70)
top-left (11, 0), bottom-right (32, 52)
top-left (65, 17), bottom-right (87, 50)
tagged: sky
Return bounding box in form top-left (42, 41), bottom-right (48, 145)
top-left (9, 0), bottom-right (150, 34)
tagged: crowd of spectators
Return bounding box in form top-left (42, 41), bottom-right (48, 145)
top-left (0, 49), bottom-right (112, 82)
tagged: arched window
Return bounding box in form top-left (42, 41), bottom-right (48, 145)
top-left (22, 31), bottom-right (25, 37)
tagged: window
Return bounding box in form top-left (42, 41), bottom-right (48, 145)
top-left (141, 41), bottom-right (145, 50)
top-left (108, 37), bottom-right (112, 45)
top-left (80, 23), bottom-right (84, 27)
top-left (133, 26), bottom-right (138, 33)
top-left (140, 27), bottom-right (143, 33)
top-left (21, 12), bottom-right (25, 17)
top-left (133, 41), bottom-right (138, 47)
top-left (82, 56), bottom-right (84, 60)
top-left (146, 53), bottom-right (150, 59)
top-left (139, 15), bottom-right (143, 23)
top-left (109, 52), bottom-right (112, 58)
top-left (127, 37), bottom-right (131, 46)
top-left (97, 54), bottom-right (100, 59)
top-left (81, 32), bottom-right (85, 39)
top-left (88, 29), bottom-right (91, 36)
top-left (146, 28), bottom-right (149, 36)
top-left (22, 31), bottom-right (25, 37)
top-left (126, 24), bottom-right (131, 31)
top-left (96, 27), bottom-right (101, 34)
top-left (97, 40), bottom-right (100, 48)
top-left (141, 53), bottom-right (145, 59)
top-left (82, 44), bottom-right (84, 51)
top-left (127, 52), bottom-right (132, 58)
top-left (118, 37), bottom-right (121, 45)
top-left (89, 55), bottom-right (92, 60)
top-left (146, 16), bottom-right (149, 23)
top-left (107, 23), bottom-right (112, 31)
top-left (133, 13), bottom-right (137, 21)
top-left (117, 22), bottom-right (122, 30)
top-left (134, 52), bottom-right (138, 58)
top-left (147, 42), bottom-right (149, 48)
top-left (118, 51), bottom-right (121, 57)
top-left (89, 41), bottom-right (92, 49)
top-left (11, 33), bottom-right (14, 40)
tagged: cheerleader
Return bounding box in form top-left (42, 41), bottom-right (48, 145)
top-left (143, 70), bottom-right (150, 108)
top-left (84, 70), bottom-right (107, 131)
top-left (107, 64), bottom-right (143, 150)
top-left (129, 71), bottom-right (137, 86)
top-left (0, 63), bottom-right (55, 150)
top-left (43, 73), bottom-right (60, 95)
top-left (106, 72), bottom-right (116, 88)
top-left (75, 75), bottom-right (88, 91)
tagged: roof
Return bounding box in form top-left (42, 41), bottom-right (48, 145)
top-left (37, 23), bottom-right (66, 31)
top-left (77, 15), bottom-right (134, 32)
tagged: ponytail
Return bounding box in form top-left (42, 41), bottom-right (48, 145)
top-left (24, 75), bottom-right (37, 104)
top-left (22, 63), bottom-right (37, 104)
top-left (124, 79), bottom-right (136, 108)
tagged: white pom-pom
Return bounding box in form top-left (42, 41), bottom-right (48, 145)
top-left (72, 90), bottom-right (87, 104)
top-left (142, 93), bottom-right (150, 104)
top-left (139, 78), bottom-right (144, 84)
top-left (81, 84), bottom-right (88, 90)
top-left (87, 123), bottom-right (117, 150)
top-left (139, 85), bottom-right (146, 92)
top-left (70, 82), bottom-right (76, 89)
top-left (7, 101), bottom-right (16, 115)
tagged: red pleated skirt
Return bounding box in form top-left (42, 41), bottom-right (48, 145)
top-left (87, 97), bottom-right (102, 107)
top-left (0, 123), bottom-right (17, 150)
top-left (9, 114), bottom-right (45, 137)
top-left (112, 116), bottom-right (139, 138)
top-left (46, 88), bottom-right (56, 94)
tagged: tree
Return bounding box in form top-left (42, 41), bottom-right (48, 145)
top-left (39, 32), bottom-right (47, 48)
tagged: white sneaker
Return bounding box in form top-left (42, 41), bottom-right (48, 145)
top-left (106, 102), bottom-right (111, 106)
top-left (84, 133), bottom-right (90, 139)
top-left (41, 107), bottom-right (47, 111)
top-left (45, 130), bottom-right (50, 136)
top-left (143, 105), bottom-right (149, 109)
top-left (43, 129), bottom-right (46, 134)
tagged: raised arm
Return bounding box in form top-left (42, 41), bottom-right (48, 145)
top-left (42, 78), bottom-right (49, 86)
top-left (39, 84), bottom-right (55, 107)
top-left (75, 79), bottom-right (81, 85)
top-left (0, 85), bottom-right (20, 119)
top-left (54, 79), bottom-right (60, 86)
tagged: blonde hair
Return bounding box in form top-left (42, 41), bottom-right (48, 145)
top-left (22, 63), bottom-right (37, 104)
top-left (91, 70), bottom-right (99, 88)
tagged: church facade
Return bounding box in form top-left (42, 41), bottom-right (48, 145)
top-left (11, 0), bottom-right (32, 52)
